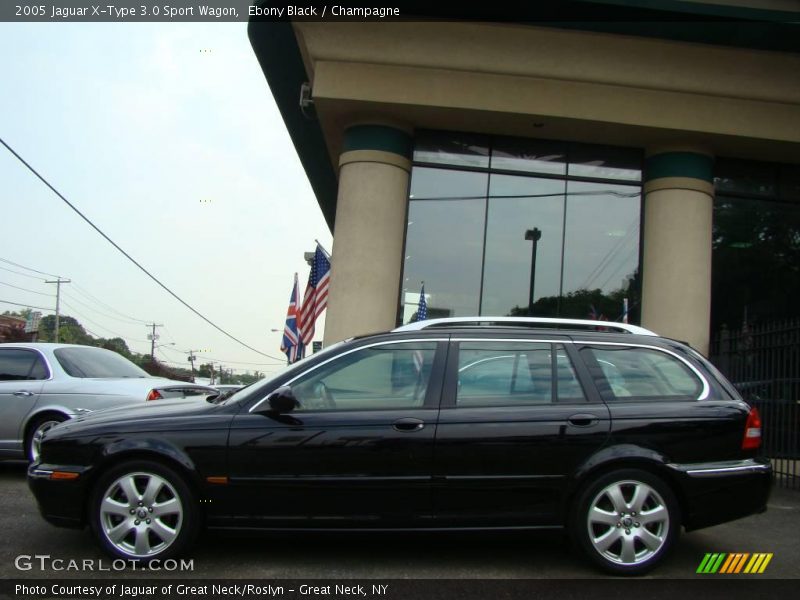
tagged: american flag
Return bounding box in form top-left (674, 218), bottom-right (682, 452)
top-left (417, 284), bottom-right (428, 321)
top-left (298, 244), bottom-right (331, 345)
top-left (280, 273), bottom-right (304, 363)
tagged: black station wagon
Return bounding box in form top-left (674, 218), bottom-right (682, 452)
top-left (29, 317), bottom-right (771, 575)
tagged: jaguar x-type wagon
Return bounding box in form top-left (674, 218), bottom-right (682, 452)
top-left (29, 317), bottom-right (771, 575)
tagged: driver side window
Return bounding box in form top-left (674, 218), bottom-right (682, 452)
top-left (290, 342), bottom-right (438, 411)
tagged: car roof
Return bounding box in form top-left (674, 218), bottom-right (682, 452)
top-left (0, 342), bottom-right (108, 350)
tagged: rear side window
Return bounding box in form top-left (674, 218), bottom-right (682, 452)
top-left (0, 349), bottom-right (49, 381)
top-left (581, 345), bottom-right (702, 402)
top-left (54, 347), bottom-right (149, 378)
top-left (456, 342), bottom-right (586, 407)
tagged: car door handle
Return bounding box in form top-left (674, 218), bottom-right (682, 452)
top-left (567, 414), bottom-right (599, 427)
top-left (13, 391), bottom-right (35, 397)
top-left (393, 418), bottom-right (425, 432)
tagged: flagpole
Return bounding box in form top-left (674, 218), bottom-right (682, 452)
top-left (314, 239), bottom-right (332, 260)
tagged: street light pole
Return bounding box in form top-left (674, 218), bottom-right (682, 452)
top-left (525, 228), bottom-right (542, 315)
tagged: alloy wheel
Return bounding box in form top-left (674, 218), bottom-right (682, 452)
top-left (98, 471), bottom-right (184, 558)
top-left (586, 479), bottom-right (670, 566)
top-left (30, 420), bottom-right (62, 463)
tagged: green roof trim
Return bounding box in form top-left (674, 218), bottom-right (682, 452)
top-left (645, 152), bottom-right (714, 182)
top-left (343, 125), bottom-right (413, 158)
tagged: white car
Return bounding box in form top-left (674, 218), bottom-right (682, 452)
top-left (0, 343), bottom-right (216, 461)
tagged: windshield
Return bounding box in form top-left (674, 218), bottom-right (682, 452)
top-left (54, 347), bottom-right (150, 379)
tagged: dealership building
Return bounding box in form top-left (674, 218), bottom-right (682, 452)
top-left (249, 1), bottom-right (800, 355)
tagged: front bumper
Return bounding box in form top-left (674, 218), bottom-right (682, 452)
top-left (668, 458), bottom-right (772, 531)
top-left (28, 463), bottom-right (93, 529)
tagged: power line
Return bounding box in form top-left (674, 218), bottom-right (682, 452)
top-left (70, 283), bottom-right (150, 325)
top-left (0, 256), bottom-right (61, 279)
top-left (0, 299), bottom-right (52, 311)
top-left (159, 344), bottom-right (284, 367)
top-left (0, 264), bottom-right (45, 281)
top-left (0, 137), bottom-right (283, 362)
top-left (0, 281), bottom-right (54, 298)
top-left (62, 291), bottom-right (146, 326)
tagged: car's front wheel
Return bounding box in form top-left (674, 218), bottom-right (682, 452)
top-left (572, 469), bottom-right (680, 575)
top-left (26, 414), bottom-right (67, 463)
top-left (89, 460), bottom-right (198, 563)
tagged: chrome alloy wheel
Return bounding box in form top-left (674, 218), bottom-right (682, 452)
top-left (99, 472), bottom-right (183, 558)
top-left (30, 420), bottom-right (62, 463)
top-left (586, 479), bottom-right (670, 566)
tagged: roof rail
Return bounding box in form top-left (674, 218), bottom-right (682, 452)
top-left (393, 316), bottom-right (657, 336)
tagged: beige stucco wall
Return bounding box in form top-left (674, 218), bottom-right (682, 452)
top-left (323, 151), bottom-right (411, 345)
top-left (641, 182), bottom-right (714, 355)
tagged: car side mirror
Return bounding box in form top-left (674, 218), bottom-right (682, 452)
top-left (266, 386), bottom-right (299, 414)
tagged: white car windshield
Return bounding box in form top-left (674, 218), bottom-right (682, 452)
top-left (53, 347), bottom-right (150, 378)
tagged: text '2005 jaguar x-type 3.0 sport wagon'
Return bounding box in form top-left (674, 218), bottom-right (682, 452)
top-left (28, 317), bottom-right (772, 575)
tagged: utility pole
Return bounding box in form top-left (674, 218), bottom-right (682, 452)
top-left (45, 277), bottom-right (71, 342)
top-left (524, 228), bottom-right (542, 315)
top-left (146, 323), bottom-right (163, 360)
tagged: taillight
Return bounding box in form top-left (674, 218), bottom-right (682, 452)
top-left (146, 389), bottom-right (163, 401)
top-left (742, 407), bottom-right (762, 450)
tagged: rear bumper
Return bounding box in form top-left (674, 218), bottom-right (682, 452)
top-left (28, 463), bottom-right (91, 529)
top-left (667, 458), bottom-right (772, 531)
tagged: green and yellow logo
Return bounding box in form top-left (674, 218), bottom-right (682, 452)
top-left (697, 553), bottom-right (773, 574)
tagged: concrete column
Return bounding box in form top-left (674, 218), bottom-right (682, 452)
top-left (323, 124), bottom-right (412, 345)
top-left (641, 149), bottom-right (714, 355)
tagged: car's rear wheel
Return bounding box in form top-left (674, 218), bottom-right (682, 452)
top-left (90, 460), bottom-right (198, 563)
top-left (572, 469), bottom-right (680, 575)
top-left (26, 414), bottom-right (67, 463)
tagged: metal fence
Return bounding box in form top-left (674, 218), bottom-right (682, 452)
top-left (710, 319), bottom-right (800, 490)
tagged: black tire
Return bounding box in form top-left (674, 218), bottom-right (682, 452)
top-left (25, 413), bottom-right (67, 463)
top-left (571, 468), bottom-right (680, 576)
top-left (89, 460), bottom-right (198, 564)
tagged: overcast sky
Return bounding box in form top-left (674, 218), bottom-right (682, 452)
top-left (0, 22), bottom-right (332, 377)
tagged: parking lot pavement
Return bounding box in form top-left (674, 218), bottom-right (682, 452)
top-left (2, 460), bottom-right (798, 580)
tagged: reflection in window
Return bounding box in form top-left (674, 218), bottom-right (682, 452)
top-left (400, 130), bottom-right (643, 324)
top-left (402, 198), bottom-right (484, 323)
top-left (456, 342), bottom-right (584, 406)
top-left (491, 137), bottom-right (567, 175)
top-left (481, 176), bottom-right (566, 316)
top-left (582, 346), bottom-right (701, 402)
top-left (560, 181), bottom-right (641, 322)
top-left (413, 130), bottom-right (490, 168)
top-left (291, 342), bottom-right (437, 411)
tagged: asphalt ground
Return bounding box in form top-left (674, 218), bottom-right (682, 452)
top-left (1, 460), bottom-right (798, 580)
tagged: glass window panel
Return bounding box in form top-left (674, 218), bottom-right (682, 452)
top-left (402, 198), bottom-right (485, 323)
top-left (582, 346), bottom-right (701, 402)
top-left (413, 130), bottom-right (490, 168)
top-left (714, 158), bottom-right (778, 198)
top-left (456, 342), bottom-right (553, 407)
top-left (711, 195), bottom-right (800, 331)
top-left (291, 342), bottom-right (438, 411)
top-left (555, 349), bottom-right (585, 402)
top-left (0, 349), bottom-right (43, 381)
top-left (560, 181), bottom-right (641, 321)
top-left (481, 175), bottom-right (566, 317)
top-left (568, 143), bottom-right (642, 181)
top-left (491, 136), bottom-right (567, 175)
top-left (409, 167), bottom-right (487, 200)
top-left (778, 164), bottom-right (800, 202)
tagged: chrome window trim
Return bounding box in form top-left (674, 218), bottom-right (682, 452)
top-left (248, 338), bottom-right (447, 414)
top-left (571, 340), bottom-right (710, 401)
top-left (0, 347), bottom-right (54, 382)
